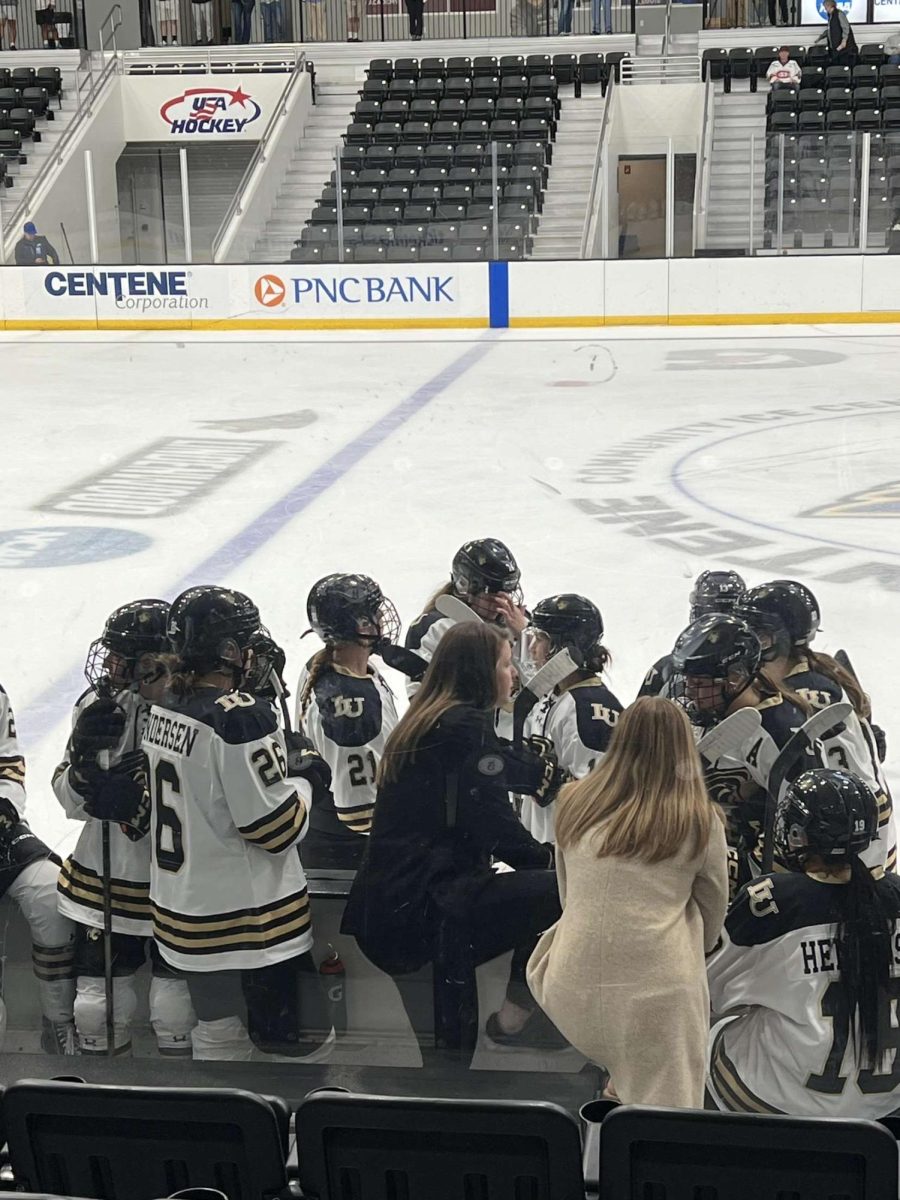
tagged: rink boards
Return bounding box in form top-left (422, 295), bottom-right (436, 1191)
top-left (1, 256), bottom-right (900, 329)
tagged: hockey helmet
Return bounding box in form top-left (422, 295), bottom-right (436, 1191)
top-left (689, 569), bottom-right (746, 621)
top-left (735, 580), bottom-right (820, 661)
top-left (671, 614), bottom-right (762, 725)
top-left (167, 586), bottom-right (260, 673)
top-left (306, 573), bottom-right (400, 647)
top-left (530, 594), bottom-right (603, 670)
top-left (451, 538), bottom-right (522, 601)
top-left (775, 768), bottom-right (878, 871)
top-left (84, 598), bottom-right (170, 691)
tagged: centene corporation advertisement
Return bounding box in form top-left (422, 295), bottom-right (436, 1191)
top-left (0, 264), bottom-right (490, 327)
top-left (872, 0), bottom-right (900, 21)
top-left (799, 0), bottom-right (867, 25)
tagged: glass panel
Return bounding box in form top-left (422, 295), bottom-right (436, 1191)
top-left (762, 130), bottom-right (862, 253)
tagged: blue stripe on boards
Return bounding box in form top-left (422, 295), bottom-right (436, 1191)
top-left (20, 337), bottom-right (493, 749)
top-left (489, 261), bottom-right (510, 329)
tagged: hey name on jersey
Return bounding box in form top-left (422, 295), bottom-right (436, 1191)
top-left (143, 711), bottom-right (200, 757)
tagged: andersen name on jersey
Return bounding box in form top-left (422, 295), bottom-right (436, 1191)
top-left (708, 871), bottom-right (900, 1118)
top-left (54, 687), bottom-right (155, 936)
top-left (143, 688), bottom-right (313, 973)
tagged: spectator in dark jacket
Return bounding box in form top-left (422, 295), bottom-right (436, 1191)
top-left (816, 0), bottom-right (856, 66)
top-left (342, 622), bottom-right (564, 1064)
top-left (15, 222), bottom-right (59, 265)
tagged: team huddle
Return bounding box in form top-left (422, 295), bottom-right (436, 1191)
top-left (0, 536), bottom-right (897, 1111)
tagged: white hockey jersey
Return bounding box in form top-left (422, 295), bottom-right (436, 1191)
top-left (143, 687), bottom-right (313, 973)
top-left (0, 683), bottom-right (26, 817)
top-left (54, 687), bottom-right (155, 937)
top-left (295, 661), bottom-right (398, 838)
top-left (707, 870), bottom-right (900, 1118)
top-left (403, 608), bottom-right (455, 697)
top-left (785, 660), bottom-right (896, 873)
top-left (520, 677), bottom-right (622, 844)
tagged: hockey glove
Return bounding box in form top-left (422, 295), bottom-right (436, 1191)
top-left (0, 796), bottom-right (19, 835)
top-left (83, 771), bottom-right (150, 839)
top-left (499, 739), bottom-right (563, 803)
top-left (872, 723), bottom-right (887, 763)
top-left (284, 731), bottom-right (333, 800)
top-left (526, 735), bottom-right (568, 808)
top-left (70, 697), bottom-right (126, 768)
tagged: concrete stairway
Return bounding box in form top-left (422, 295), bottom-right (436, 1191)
top-left (704, 82), bottom-right (767, 251)
top-left (0, 53), bottom-right (83, 230)
top-left (250, 79), bottom-right (357, 262)
top-left (530, 85), bottom-right (607, 260)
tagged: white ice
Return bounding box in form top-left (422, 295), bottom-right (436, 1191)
top-left (4, 323), bottom-right (900, 858)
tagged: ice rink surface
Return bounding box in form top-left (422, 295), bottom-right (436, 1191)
top-left (4, 323), bottom-right (900, 857)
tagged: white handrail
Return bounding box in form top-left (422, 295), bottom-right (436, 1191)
top-left (580, 77), bottom-right (614, 259)
top-left (693, 71), bottom-right (715, 251)
top-left (211, 51), bottom-right (306, 261)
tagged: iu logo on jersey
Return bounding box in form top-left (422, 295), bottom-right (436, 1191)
top-left (334, 696), bottom-right (365, 719)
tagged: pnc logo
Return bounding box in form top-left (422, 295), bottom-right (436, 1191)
top-left (254, 274), bottom-right (286, 307)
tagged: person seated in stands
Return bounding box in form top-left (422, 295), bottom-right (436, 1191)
top-left (767, 47), bottom-right (801, 88)
top-left (707, 769), bottom-right (900, 1117)
top-left (15, 222), bottom-right (59, 266)
top-left (342, 622), bottom-right (564, 1065)
top-left (527, 698), bottom-right (728, 1108)
top-left (885, 30), bottom-right (900, 65)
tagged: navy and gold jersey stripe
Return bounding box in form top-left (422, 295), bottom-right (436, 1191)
top-left (58, 858), bottom-right (151, 920)
top-left (32, 941), bottom-right (75, 982)
top-left (152, 888), bottom-right (311, 955)
top-left (711, 1029), bottom-right (786, 1115)
top-left (337, 800), bottom-right (374, 834)
top-left (0, 754), bottom-right (25, 784)
top-left (238, 793), bottom-right (307, 853)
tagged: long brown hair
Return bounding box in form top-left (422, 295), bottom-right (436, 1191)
top-left (555, 697), bottom-right (722, 863)
top-left (298, 647), bottom-right (334, 720)
top-left (378, 622), bottom-right (505, 784)
top-left (797, 649), bottom-right (872, 721)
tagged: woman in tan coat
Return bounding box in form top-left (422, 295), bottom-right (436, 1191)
top-left (527, 697), bottom-right (729, 1107)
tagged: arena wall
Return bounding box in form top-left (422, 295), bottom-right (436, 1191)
top-left (0, 257), bottom-right (899, 329)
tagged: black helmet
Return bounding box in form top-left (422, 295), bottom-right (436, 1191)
top-left (689, 570), bottom-right (746, 621)
top-left (451, 538), bottom-right (521, 601)
top-left (671, 614), bottom-right (761, 726)
top-left (735, 580), bottom-right (820, 660)
top-left (531, 594), bottom-right (603, 671)
top-left (244, 626), bottom-right (287, 700)
top-left (85, 599), bottom-right (170, 691)
top-left (306, 573), bottom-right (400, 647)
top-left (775, 768), bottom-right (878, 872)
top-left (167, 586), bottom-right (260, 672)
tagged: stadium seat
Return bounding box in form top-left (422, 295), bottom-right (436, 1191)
top-left (350, 243), bottom-right (386, 263)
top-left (500, 74), bottom-right (528, 99)
top-left (798, 88), bottom-right (824, 111)
top-left (825, 87), bottom-right (852, 111)
top-left (593, 1106), bottom-right (897, 1200)
top-left (852, 64), bottom-right (878, 87)
top-left (381, 99), bottom-right (410, 122)
top-left (500, 55), bottom-right (525, 75)
top-left (606, 51), bottom-right (629, 82)
top-left (702, 48), bottom-right (728, 82)
top-left (4, 1080), bottom-right (291, 1200)
top-left (472, 75), bottom-right (499, 98)
top-left (446, 77), bottom-right (473, 99)
top-left (420, 57), bottom-right (445, 79)
top-left (386, 243), bottom-right (420, 261)
top-left (446, 56), bottom-right (472, 77)
top-left (366, 58), bottom-right (394, 80)
top-left (769, 88), bottom-right (798, 112)
top-left (852, 86), bottom-right (880, 109)
top-left (858, 45), bottom-right (885, 68)
top-left (578, 52), bottom-right (604, 84)
top-left (728, 48), bottom-right (754, 81)
top-left (354, 100), bottom-right (382, 124)
top-left (8, 108), bottom-right (36, 140)
top-left (551, 53), bottom-right (578, 84)
top-left (769, 111), bottom-right (798, 133)
top-left (295, 1092), bottom-right (584, 1200)
top-left (438, 97), bottom-right (466, 119)
top-left (360, 80), bottom-right (389, 102)
top-left (10, 67), bottom-right (35, 90)
top-left (754, 46), bottom-right (780, 78)
top-left (798, 111), bottom-right (824, 132)
top-left (36, 66), bottom-right (62, 100)
top-left (473, 55), bottom-right (498, 74)
top-left (825, 65), bottom-right (852, 88)
top-left (525, 54), bottom-right (551, 77)
top-left (496, 96), bottom-right (524, 121)
top-left (419, 243), bottom-right (454, 261)
top-left (880, 64), bottom-right (900, 87)
top-left (855, 109), bottom-right (882, 131)
top-left (394, 58), bottom-right (420, 79)
top-left (826, 109), bottom-right (854, 130)
top-left (417, 78), bottom-right (445, 101)
top-left (786, 44), bottom-right (807, 66)
top-left (807, 43), bottom-right (830, 68)
top-left (454, 242), bottom-right (487, 260)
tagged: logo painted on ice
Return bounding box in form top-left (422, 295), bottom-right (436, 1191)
top-left (160, 87), bottom-right (261, 135)
top-left (254, 274), bottom-right (286, 307)
top-left (803, 481), bottom-right (900, 519)
top-left (0, 527), bottom-right (152, 568)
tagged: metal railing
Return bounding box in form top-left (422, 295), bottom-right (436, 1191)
top-left (121, 45), bottom-right (301, 73)
top-left (619, 54), bottom-right (701, 83)
top-left (2, 4), bottom-right (122, 259)
top-left (211, 48), bottom-right (306, 260)
top-left (692, 69), bottom-right (714, 249)
top-left (580, 75), bottom-right (614, 257)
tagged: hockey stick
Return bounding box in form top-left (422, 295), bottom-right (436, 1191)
top-left (435, 593), bottom-right (531, 680)
top-left (760, 702), bottom-right (852, 873)
top-left (835, 648), bottom-right (856, 678)
top-left (513, 648), bottom-right (579, 747)
top-left (696, 708), bottom-right (762, 766)
top-left (94, 684), bottom-right (116, 1059)
top-left (376, 642), bottom-right (428, 680)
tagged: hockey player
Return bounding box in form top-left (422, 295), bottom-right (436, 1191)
top-left (735, 580), bottom-right (895, 873)
top-left (295, 574), bottom-right (400, 868)
top-left (143, 586), bottom-right (332, 1062)
top-left (671, 613), bottom-right (823, 889)
top-left (404, 538), bottom-right (528, 694)
top-left (639, 569), bottom-right (745, 699)
top-left (707, 768), bottom-right (900, 1117)
top-left (0, 683), bottom-right (76, 1053)
top-left (53, 600), bottom-right (196, 1056)
top-left (519, 594), bottom-right (622, 844)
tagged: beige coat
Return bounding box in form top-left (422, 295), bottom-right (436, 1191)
top-left (527, 817), bottom-right (729, 1108)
